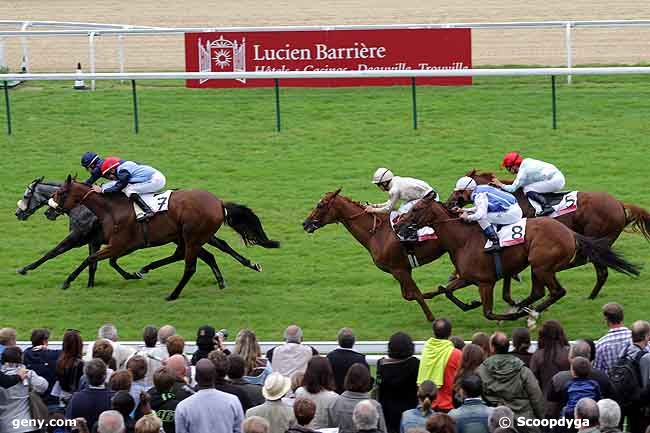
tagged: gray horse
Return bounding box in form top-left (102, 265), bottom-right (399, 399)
top-left (16, 177), bottom-right (262, 289)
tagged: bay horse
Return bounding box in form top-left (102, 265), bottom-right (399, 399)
top-left (302, 189), bottom-right (491, 321)
top-left (48, 176), bottom-right (279, 300)
top-left (394, 193), bottom-right (640, 321)
top-left (451, 170), bottom-right (650, 301)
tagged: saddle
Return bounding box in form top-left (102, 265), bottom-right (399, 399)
top-left (538, 191), bottom-right (571, 206)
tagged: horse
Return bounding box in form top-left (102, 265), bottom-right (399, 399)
top-left (48, 176), bottom-right (279, 300)
top-left (302, 189), bottom-right (491, 321)
top-left (16, 177), bottom-right (263, 289)
top-left (450, 170), bottom-right (650, 301)
top-left (394, 193), bottom-right (640, 321)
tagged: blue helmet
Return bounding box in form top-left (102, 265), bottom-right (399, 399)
top-left (81, 151), bottom-right (100, 168)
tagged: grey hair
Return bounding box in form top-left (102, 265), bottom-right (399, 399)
top-left (570, 340), bottom-right (592, 360)
top-left (242, 416), bottom-right (270, 433)
top-left (597, 399), bottom-right (621, 428)
top-left (488, 406), bottom-right (514, 433)
top-left (575, 398), bottom-right (599, 426)
top-left (97, 410), bottom-right (125, 433)
top-left (284, 325), bottom-right (303, 343)
top-left (157, 325), bottom-right (176, 344)
top-left (98, 324), bottom-right (118, 341)
top-left (338, 327), bottom-right (356, 348)
top-left (353, 400), bottom-right (379, 431)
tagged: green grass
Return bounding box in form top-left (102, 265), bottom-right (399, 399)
top-left (1, 75), bottom-right (649, 344)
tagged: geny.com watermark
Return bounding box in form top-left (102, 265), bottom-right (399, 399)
top-left (12, 418), bottom-right (78, 431)
top-left (499, 416), bottom-right (591, 430)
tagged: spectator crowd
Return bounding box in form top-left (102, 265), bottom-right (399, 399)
top-left (0, 302), bottom-right (649, 433)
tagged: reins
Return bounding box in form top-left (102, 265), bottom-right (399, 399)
top-left (80, 189), bottom-right (96, 204)
top-left (347, 208), bottom-right (383, 234)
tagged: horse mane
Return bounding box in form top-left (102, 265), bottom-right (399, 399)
top-left (465, 169), bottom-right (513, 185)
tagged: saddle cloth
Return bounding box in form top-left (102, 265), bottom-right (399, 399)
top-left (133, 190), bottom-right (173, 218)
top-left (529, 191), bottom-right (578, 218)
top-left (485, 218), bottom-right (528, 249)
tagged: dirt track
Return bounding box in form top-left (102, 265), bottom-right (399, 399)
top-left (3, 1), bottom-right (650, 71)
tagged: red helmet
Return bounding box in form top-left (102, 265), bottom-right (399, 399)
top-left (502, 152), bottom-right (523, 169)
top-left (100, 157), bottom-right (122, 175)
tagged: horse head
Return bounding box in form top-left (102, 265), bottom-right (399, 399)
top-left (303, 188), bottom-right (343, 233)
top-left (445, 169), bottom-right (497, 208)
top-left (394, 192), bottom-right (440, 239)
top-left (47, 175), bottom-right (90, 220)
top-left (15, 176), bottom-right (57, 220)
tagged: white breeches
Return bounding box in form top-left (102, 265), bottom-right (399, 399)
top-left (122, 171), bottom-right (166, 196)
top-left (477, 205), bottom-right (523, 229)
top-left (523, 172), bottom-right (565, 194)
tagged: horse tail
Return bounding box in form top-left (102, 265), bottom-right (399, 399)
top-left (575, 234), bottom-right (640, 277)
top-left (223, 203), bottom-right (280, 249)
top-left (622, 202), bottom-right (650, 241)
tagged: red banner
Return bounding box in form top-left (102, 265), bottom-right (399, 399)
top-left (184, 28), bottom-right (471, 88)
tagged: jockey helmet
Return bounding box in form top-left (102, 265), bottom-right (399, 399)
top-left (100, 157), bottom-right (122, 175)
top-left (502, 152), bottom-right (523, 169)
top-left (372, 168), bottom-right (394, 184)
top-left (454, 176), bottom-right (477, 191)
top-left (81, 151), bottom-right (100, 168)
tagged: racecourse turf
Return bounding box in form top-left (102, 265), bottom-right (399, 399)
top-left (1, 74), bottom-right (649, 343)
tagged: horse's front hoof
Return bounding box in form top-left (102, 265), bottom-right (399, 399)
top-left (218, 281), bottom-right (227, 290)
top-left (16, 268), bottom-right (28, 275)
top-left (138, 267), bottom-right (149, 275)
top-left (60, 282), bottom-right (70, 290)
top-left (87, 282), bottom-right (95, 288)
top-left (127, 272), bottom-right (143, 280)
top-left (165, 295), bottom-right (178, 301)
top-left (469, 301), bottom-right (482, 309)
top-left (252, 263), bottom-right (262, 272)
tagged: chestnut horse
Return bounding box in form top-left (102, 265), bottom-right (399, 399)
top-left (449, 170), bottom-right (650, 301)
top-left (49, 176), bottom-right (279, 300)
top-left (395, 194), bottom-right (640, 321)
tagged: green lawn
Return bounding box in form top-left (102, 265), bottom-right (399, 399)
top-left (1, 75), bottom-right (649, 344)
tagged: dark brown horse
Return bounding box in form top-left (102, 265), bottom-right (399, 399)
top-left (49, 176), bottom-right (279, 300)
top-left (395, 194), bottom-right (640, 321)
top-left (449, 170), bottom-right (650, 301)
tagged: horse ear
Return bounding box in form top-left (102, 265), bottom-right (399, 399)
top-left (66, 174), bottom-right (72, 184)
top-left (333, 187), bottom-right (342, 197)
top-left (35, 176), bottom-right (44, 183)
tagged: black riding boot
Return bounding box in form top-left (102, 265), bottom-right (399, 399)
top-left (131, 194), bottom-right (154, 221)
top-left (482, 225), bottom-right (502, 253)
top-left (526, 191), bottom-right (553, 216)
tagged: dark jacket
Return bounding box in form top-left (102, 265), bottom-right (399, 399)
top-left (230, 378), bottom-right (265, 407)
top-left (376, 357), bottom-right (419, 433)
top-left (327, 348), bottom-right (369, 394)
top-left (65, 387), bottom-right (114, 431)
top-left (509, 349), bottom-right (532, 368)
top-left (0, 372), bottom-right (20, 389)
top-left (529, 346), bottom-right (570, 399)
top-left (23, 346), bottom-right (61, 405)
top-left (149, 388), bottom-right (180, 433)
top-left (57, 358), bottom-right (84, 393)
top-left (546, 368), bottom-right (614, 418)
top-left (214, 378), bottom-right (254, 411)
top-left (286, 425), bottom-right (319, 433)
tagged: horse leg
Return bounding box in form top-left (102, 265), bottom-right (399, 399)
top-left (196, 248), bottom-right (226, 289)
top-left (17, 231), bottom-right (83, 275)
top-left (109, 257), bottom-right (143, 280)
top-left (588, 263), bottom-right (608, 300)
top-left (392, 269), bottom-right (435, 322)
top-left (139, 245), bottom-right (185, 275)
top-left (501, 276), bottom-right (518, 306)
top-left (528, 272), bottom-right (567, 314)
top-left (208, 236), bottom-right (262, 272)
top-left (480, 281), bottom-right (529, 321)
top-left (166, 244), bottom-right (200, 301)
top-left (513, 271), bottom-right (546, 310)
top-left (61, 245), bottom-right (122, 290)
top-left (86, 241), bottom-right (99, 288)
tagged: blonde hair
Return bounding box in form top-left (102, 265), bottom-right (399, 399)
top-left (135, 414), bottom-right (162, 433)
top-left (234, 329), bottom-right (262, 375)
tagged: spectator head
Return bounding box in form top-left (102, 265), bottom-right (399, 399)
top-left (127, 355), bottom-right (147, 382)
top-left (99, 324), bottom-right (119, 342)
top-left (108, 369), bottom-right (132, 391)
top-left (284, 325), bottom-right (303, 344)
top-left (291, 371), bottom-right (305, 393)
top-left (166, 354), bottom-right (188, 380)
top-left (631, 320), bottom-right (650, 346)
top-left (242, 416), bottom-right (270, 433)
top-left (433, 318), bottom-right (452, 339)
top-left (490, 332), bottom-right (509, 355)
top-left (93, 339), bottom-right (115, 368)
top-left (353, 400), bottom-right (379, 431)
top-left (134, 414), bottom-right (162, 433)
top-left (1, 346), bottom-right (22, 364)
top-left (195, 358), bottom-right (216, 388)
top-left (461, 374), bottom-right (483, 400)
top-left (157, 325), bottom-right (176, 345)
top-left (570, 340), bottom-right (592, 360)
top-left (426, 414), bottom-right (456, 433)
top-left (597, 399), bottom-right (621, 430)
top-left (344, 363), bottom-right (372, 393)
top-left (450, 336), bottom-right (465, 350)
top-left (602, 303), bottom-right (624, 326)
top-left (30, 328), bottom-right (50, 347)
top-left (388, 332), bottom-right (415, 360)
top-left (234, 329), bottom-right (262, 376)
top-left (142, 326), bottom-right (158, 348)
top-left (584, 339), bottom-right (597, 362)
top-left (303, 356), bottom-right (336, 394)
top-left (166, 336), bottom-right (185, 357)
top-left (512, 328), bottom-right (531, 353)
top-left (207, 350), bottom-right (229, 379)
top-left (460, 344), bottom-right (486, 373)
top-left (0, 328), bottom-right (17, 347)
top-left (262, 372), bottom-right (292, 401)
top-left (294, 398), bottom-right (317, 426)
top-left (57, 330), bottom-right (83, 375)
top-left (571, 357), bottom-right (591, 379)
top-left (86, 358), bottom-right (108, 387)
top-left (111, 391), bottom-right (135, 420)
top-left (489, 407), bottom-right (514, 433)
top-left (471, 332), bottom-right (490, 355)
top-left (417, 380), bottom-right (437, 415)
top-left (337, 327), bottom-right (355, 349)
top-left (575, 398), bottom-right (599, 428)
top-left (153, 367), bottom-right (176, 393)
top-left (538, 320), bottom-right (569, 349)
top-left (196, 325), bottom-right (217, 352)
top-left (96, 410), bottom-right (125, 433)
top-left (228, 354), bottom-right (246, 380)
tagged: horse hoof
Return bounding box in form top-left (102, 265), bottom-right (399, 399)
top-left (252, 263), bottom-right (263, 272)
top-left (16, 268), bottom-right (27, 275)
top-left (165, 295), bottom-right (178, 301)
top-left (505, 306), bottom-right (519, 315)
top-left (469, 301), bottom-right (482, 309)
top-left (131, 272), bottom-right (143, 280)
top-left (138, 267), bottom-right (149, 275)
top-left (60, 282), bottom-right (70, 290)
top-left (218, 281), bottom-right (227, 290)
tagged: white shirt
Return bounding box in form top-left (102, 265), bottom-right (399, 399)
top-left (368, 176), bottom-right (434, 213)
top-left (502, 158), bottom-right (562, 193)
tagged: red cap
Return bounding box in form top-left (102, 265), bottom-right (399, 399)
top-left (100, 157), bottom-right (121, 175)
top-left (502, 152), bottom-right (523, 169)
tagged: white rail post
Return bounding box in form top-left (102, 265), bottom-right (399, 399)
top-left (0, 38), bottom-right (5, 69)
top-left (118, 34), bottom-right (125, 82)
top-left (565, 22), bottom-right (573, 84)
top-left (88, 31), bottom-right (96, 90)
top-left (20, 21), bottom-right (30, 72)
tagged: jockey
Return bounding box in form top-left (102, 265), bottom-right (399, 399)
top-left (97, 158), bottom-right (166, 221)
top-left (80, 151), bottom-right (107, 185)
top-left (454, 176), bottom-right (523, 253)
top-left (495, 152), bottom-right (566, 216)
top-left (364, 168), bottom-right (438, 215)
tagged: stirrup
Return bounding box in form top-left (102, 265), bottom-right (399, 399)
top-left (537, 206), bottom-right (554, 216)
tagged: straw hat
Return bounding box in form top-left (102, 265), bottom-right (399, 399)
top-left (262, 372), bottom-right (292, 401)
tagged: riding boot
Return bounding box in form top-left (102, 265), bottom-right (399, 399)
top-left (526, 191), bottom-right (554, 216)
top-left (130, 194), bottom-right (154, 221)
top-left (482, 225), bottom-right (502, 253)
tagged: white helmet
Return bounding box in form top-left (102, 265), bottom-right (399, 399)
top-left (454, 176), bottom-right (477, 191)
top-left (372, 168), bottom-right (394, 184)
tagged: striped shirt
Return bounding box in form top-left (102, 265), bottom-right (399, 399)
top-left (471, 185), bottom-right (517, 213)
top-left (593, 327), bottom-right (632, 374)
